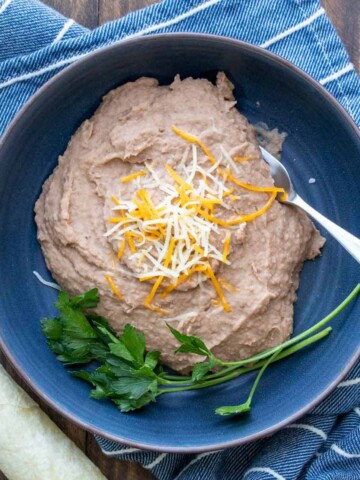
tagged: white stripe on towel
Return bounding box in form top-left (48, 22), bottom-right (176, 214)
top-left (173, 452), bottom-right (217, 480)
top-left (0, 54), bottom-right (86, 89)
top-left (243, 467), bottom-right (286, 480)
top-left (319, 63), bottom-right (354, 85)
top-left (284, 423), bottom-right (327, 440)
top-left (337, 377), bottom-right (360, 388)
top-left (102, 447), bottom-right (141, 456)
top-left (260, 7), bottom-right (325, 48)
top-left (0, 0), bottom-right (13, 15)
top-left (127, 0), bottom-right (221, 39)
top-left (52, 19), bottom-right (75, 44)
top-left (331, 444), bottom-right (360, 459)
top-left (145, 453), bottom-right (168, 470)
top-left (0, 0), bottom-right (221, 90)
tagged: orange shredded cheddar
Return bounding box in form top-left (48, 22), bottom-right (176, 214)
top-left (117, 238), bottom-right (126, 259)
top-left (144, 276), bottom-right (166, 309)
top-left (193, 245), bottom-right (205, 255)
top-left (205, 265), bottom-right (231, 312)
top-left (280, 191), bottom-right (288, 202)
top-left (111, 195), bottom-right (121, 205)
top-left (161, 265), bottom-right (207, 298)
top-left (129, 231), bottom-right (144, 241)
top-left (172, 125), bottom-right (217, 165)
top-left (120, 170), bottom-right (146, 183)
top-left (108, 216), bottom-right (129, 224)
top-left (228, 173), bottom-right (285, 194)
top-left (222, 188), bottom-right (234, 198)
top-left (128, 209), bottom-right (142, 218)
top-left (222, 231), bottom-right (231, 262)
top-left (144, 232), bottom-right (163, 241)
top-left (196, 208), bottom-right (228, 227)
top-left (227, 190), bottom-right (277, 225)
top-left (199, 197), bottom-right (222, 207)
top-left (176, 185), bottom-right (192, 206)
top-left (133, 197), bottom-right (149, 219)
top-left (139, 274), bottom-right (159, 282)
top-left (144, 238), bottom-right (176, 309)
top-left (233, 156), bottom-right (255, 162)
top-left (164, 238), bottom-right (177, 267)
top-left (106, 127), bottom-right (282, 315)
top-left (165, 164), bottom-right (193, 190)
top-left (104, 275), bottom-right (123, 301)
top-left (138, 189), bottom-right (158, 218)
top-left (125, 231), bottom-right (137, 254)
top-left (172, 125), bottom-right (284, 196)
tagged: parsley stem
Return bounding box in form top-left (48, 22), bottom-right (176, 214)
top-left (215, 348), bottom-right (282, 415)
top-left (160, 285), bottom-right (359, 385)
top-left (162, 374), bottom-right (192, 381)
top-left (201, 328), bottom-right (331, 381)
top-left (158, 327), bottom-right (331, 393)
top-left (244, 349), bottom-right (281, 405)
top-left (157, 377), bottom-right (193, 385)
top-left (215, 284), bottom-right (360, 368)
top-left (230, 327), bottom-right (331, 375)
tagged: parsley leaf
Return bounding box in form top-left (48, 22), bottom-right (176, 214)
top-left (191, 360), bottom-right (216, 382)
top-left (41, 290), bottom-right (103, 365)
top-left (68, 288), bottom-right (99, 310)
top-left (41, 286), bottom-right (359, 416)
top-left (166, 324), bottom-right (213, 357)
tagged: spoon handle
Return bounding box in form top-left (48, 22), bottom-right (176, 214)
top-left (291, 195), bottom-right (360, 264)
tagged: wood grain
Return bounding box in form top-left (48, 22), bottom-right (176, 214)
top-left (321, 0), bottom-right (360, 71)
top-left (1, 1), bottom-right (359, 479)
top-left (46, 0), bottom-right (99, 29)
top-left (86, 435), bottom-right (153, 480)
top-left (99, 0), bottom-right (159, 25)
top-left (0, 349), bottom-right (154, 480)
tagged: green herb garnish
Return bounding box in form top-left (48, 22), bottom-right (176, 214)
top-left (41, 284), bottom-right (360, 415)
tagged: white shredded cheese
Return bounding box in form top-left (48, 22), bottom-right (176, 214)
top-left (33, 271), bottom-right (61, 290)
top-left (164, 311), bottom-right (198, 322)
top-left (106, 141), bottom-right (242, 285)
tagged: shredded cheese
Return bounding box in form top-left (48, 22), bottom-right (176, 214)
top-left (104, 125), bottom-right (281, 312)
top-left (104, 274), bottom-right (123, 301)
top-left (205, 265), bottom-right (231, 312)
top-left (117, 238), bottom-right (126, 259)
top-left (227, 191), bottom-right (277, 225)
top-left (125, 231), bottom-right (137, 254)
top-left (222, 231), bottom-right (231, 262)
top-left (233, 155), bottom-right (254, 162)
top-left (144, 238), bottom-right (176, 309)
top-left (120, 170), bottom-right (146, 183)
top-left (111, 195), bottom-right (121, 205)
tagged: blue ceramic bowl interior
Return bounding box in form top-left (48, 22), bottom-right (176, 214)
top-left (0, 34), bottom-right (359, 452)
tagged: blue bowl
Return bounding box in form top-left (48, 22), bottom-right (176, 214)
top-left (0, 34), bottom-right (359, 453)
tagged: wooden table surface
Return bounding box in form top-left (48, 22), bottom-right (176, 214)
top-left (1, 1), bottom-right (359, 479)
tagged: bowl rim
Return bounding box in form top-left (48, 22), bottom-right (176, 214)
top-left (0, 32), bottom-right (359, 453)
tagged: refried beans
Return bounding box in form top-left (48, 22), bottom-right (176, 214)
top-left (35, 73), bottom-right (325, 372)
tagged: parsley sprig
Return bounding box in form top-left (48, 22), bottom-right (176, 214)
top-left (42, 285), bottom-right (360, 415)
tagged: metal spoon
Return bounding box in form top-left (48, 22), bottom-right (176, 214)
top-left (260, 146), bottom-right (360, 263)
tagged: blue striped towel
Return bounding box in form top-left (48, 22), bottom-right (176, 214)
top-left (0, 1), bottom-right (359, 479)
